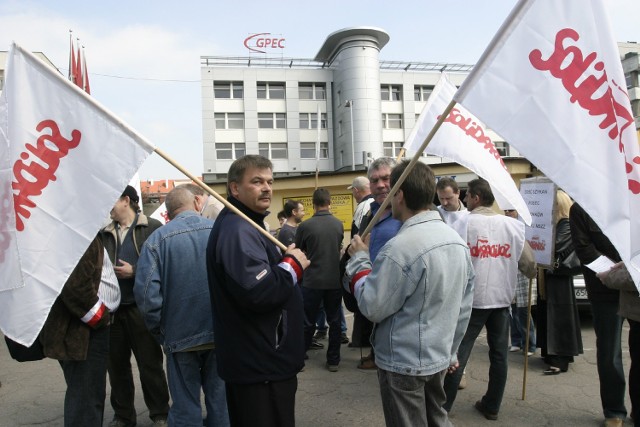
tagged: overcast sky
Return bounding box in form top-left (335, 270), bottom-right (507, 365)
top-left (1, 0), bottom-right (638, 180)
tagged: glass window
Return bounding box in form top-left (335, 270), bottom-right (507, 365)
top-left (257, 83), bottom-right (267, 99)
top-left (391, 86), bottom-right (401, 101)
top-left (414, 87), bottom-right (421, 101)
top-left (275, 113), bottom-right (286, 129)
top-left (315, 84), bottom-right (326, 100)
top-left (415, 85), bottom-right (433, 101)
top-left (214, 113), bottom-right (226, 129)
top-left (271, 143), bottom-right (288, 159)
top-left (380, 86), bottom-right (390, 101)
top-left (214, 82), bottom-right (231, 99)
top-left (216, 143), bottom-right (233, 159)
top-left (383, 142), bottom-right (402, 157)
top-left (232, 82), bottom-right (243, 99)
top-left (234, 143), bottom-right (246, 159)
top-left (319, 141), bottom-right (328, 159)
top-left (495, 141), bottom-right (508, 157)
top-left (259, 143), bottom-right (269, 158)
top-left (227, 113), bottom-right (244, 129)
top-left (301, 142), bottom-right (316, 159)
top-left (387, 114), bottom-right (403, 129)
top-left (269, 83), bottom-right (285, 99)
top-left (300, 114), bottom-right (310, 129)
top-left (258, 113), bottom-right (273, 129)
top-left (299, 83), bottom-right (314, 100)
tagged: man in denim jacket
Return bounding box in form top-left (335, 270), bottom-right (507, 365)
top-left (345, 161), bottom-right (475, 427)
top-left (135, 186), bottom-right (229, 427)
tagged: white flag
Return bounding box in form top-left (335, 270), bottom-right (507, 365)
top-left (404, 73), bottom-right (532, 225)
top-left (0, 43), bottom-right (155, 345)
top-left (454, 0), bottom-right (640, 288)
top-left (150, 201), bottom-right (169, 225)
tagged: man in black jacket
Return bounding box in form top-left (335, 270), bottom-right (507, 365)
top-left (207, 155), bottom-right (309, 427)
top-left (570, 202), bottom-right (627, 427)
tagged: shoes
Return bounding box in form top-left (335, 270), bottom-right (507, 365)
top-left (603, 417), bottom-right (624, 427)
top-left (341, 333), bottom-right (350, 344)
top-left (313, 330), bottom-right (327, 340)
top-left (357, 357), bottom-right (377, 370)
top-left (527, 351), bottom-right (535, 357)
top-left (310, 339), bottom-right (324, 349)
top-left (458, 373), bottom-right (467, 390)
top-left (109, 419), bottom-right (135, 427)
top-left (509, 346), bottom-right (521, 352)
top-left (474, 400), bottom-right (498, 421)
top-left (543, 366), bottom-right (567, 375)
top-left (152, 418), bottom-right (168, 427)
top-left (326, 362), bottom-right (339, 372)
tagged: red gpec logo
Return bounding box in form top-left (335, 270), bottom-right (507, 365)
top-left (244, 33), bottom-right (286, 54)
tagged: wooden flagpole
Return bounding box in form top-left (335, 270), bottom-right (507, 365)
top-left (522, 276), bottom-right (535, 400)
top-left (153, 147), bottom-right (288, 252)
top-left (360, 99), bottom-right (457, 238)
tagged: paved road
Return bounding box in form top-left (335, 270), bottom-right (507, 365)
top-left (0, 313), bottom-right (633, 426)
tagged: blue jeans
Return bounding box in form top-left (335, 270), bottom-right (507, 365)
top-left (302, 287), bottom-right (342, 365)
top-left (590, 300), bottom-right (627, 419)
top-left (510, 304), bottom-right (536, 352)
top-left (166, 349), bottom-right (229, 427)
top-left (316, 304), bottom-right (347, 334)
top-left (59, 325), bottom-right (110, 427)
top-left (443, 307), bottom-right (510, 414)
top-left (378, 368), bottom-right (452, 427)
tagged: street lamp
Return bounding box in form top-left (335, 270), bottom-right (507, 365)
top-left (345, 100), bottom-right (355, 171)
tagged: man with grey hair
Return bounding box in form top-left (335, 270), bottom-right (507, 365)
top-left (348, 176), bottom-right (374, 238)
top-left (183, 183), bottom-right (225, 220)
top-left (135, 186), bottom-right (229, 426)
top-left (349, 158), bottom-right (402, 368)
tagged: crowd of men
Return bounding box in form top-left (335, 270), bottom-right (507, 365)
top-left (36, 154), bottom-right (638, 427)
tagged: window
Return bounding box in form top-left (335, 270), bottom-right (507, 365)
top-left (216, 143), bottom-right (245, 160)
top-left (258, 113), bottom-right (286, 129)
top-left (495, 141), bottom-right (509, 157)
top-left (257, 82), bottom-right (285, 99)
top-left (414, 85), bottom-right (434, 101)
top-left (381, 84), bottom-right (402, 101)
top-left (300, 113), bottom-right (327, 129)
top-left (299, 83), bottom-right (326, 100)
top-left (214, 113), bottom-right (245, 129)
top-left (214, 81), bottom-right (243, 99)
top-left (259, 142), bottom-right (288, 159)
top-left (382, 113), bottom-right (403, 129)
top-left (383, 142), bottom-right (403, 157)
top-left (300, 142), bottom-right (329, 159)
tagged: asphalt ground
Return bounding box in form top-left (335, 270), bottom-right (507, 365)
top-left (0, 311), bottom-right (633, 426)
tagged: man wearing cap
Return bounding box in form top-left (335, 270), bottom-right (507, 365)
top-left (100, 185), bottom-right (170, 427)
top-left (348, 176), bottom-right (374, 238)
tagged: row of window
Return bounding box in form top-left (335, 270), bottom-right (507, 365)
top-left (214, 112), bottom-right (328, 130)
top-left (213, 81), bottom-right (434, 102)
top-left (215, 142), bottom-right (329, 160)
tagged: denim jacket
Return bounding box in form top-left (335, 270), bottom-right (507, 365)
top-left (134, 211), bottom-right (215, 353)
top-left (347, 211), bottom-right (475, 376)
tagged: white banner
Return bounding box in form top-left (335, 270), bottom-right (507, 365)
top-left (453, 0), bottom-right (640, 289)
top-left (0, 43), bottom-right (155, 345)
top-left (150, 202), bottom-right (169, 224)
top-left (404, 74), bottom-right (531, 225)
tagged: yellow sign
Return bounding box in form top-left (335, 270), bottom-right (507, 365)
top-left (287, 194), bottom-right (354, 230)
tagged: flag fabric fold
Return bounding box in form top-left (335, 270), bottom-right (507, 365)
top-left (453, 0), bottom-right (640, 288)
top-left (0, 42), bottom-right (155, 345)
top-left (403, 73), bottom-right (532, 225)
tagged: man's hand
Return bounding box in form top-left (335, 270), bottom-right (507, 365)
top-left (114, 259), bottom-right (134, 279)
top-left (348, 235), bottom-right (369, 257)
top-left (447, 361), bottom-right (459, 375)
top-left (285, 244), bottom-right (310, 270)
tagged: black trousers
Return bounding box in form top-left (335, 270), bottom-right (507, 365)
top-left (225, 376), bottom-right (297, 427)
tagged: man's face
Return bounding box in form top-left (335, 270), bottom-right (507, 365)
top-left (110, 197), bottom-right (130, 222)
top-left (504, 209), bottom-right (518, 219)
top-left (464, 191), bottom-right (480, 211)
top-left (437, 186), bottom-right (460, 212)
top-left (230, 167), bottom-right (273, 214)
top-left (293, 203), bottom-right (305, 223)
top-left (278, 216), bottom-right (286, 226)
top-left (369, 166), bottom-right (392, 205)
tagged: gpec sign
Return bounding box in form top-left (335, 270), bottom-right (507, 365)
top-left (244, 33), bottom-right (286, 54)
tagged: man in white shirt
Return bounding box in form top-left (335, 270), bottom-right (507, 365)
top-left (436, 177), bottom-right (469, 240)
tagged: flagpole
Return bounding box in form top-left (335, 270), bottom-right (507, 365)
top-left (153, 147), bottom-right (288, 251)
top-left (522, 276), bottom-right (534, 400)
top-left (395, 147), bottom-right (406, 163)
top-left (360, 99), bottom-right (457, 238)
